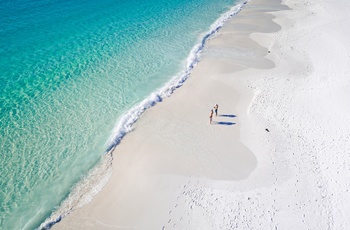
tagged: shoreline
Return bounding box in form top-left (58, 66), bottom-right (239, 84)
top-left (54, 0), bottom-right (350, 228)
top-left (105, 1), bottom-right (248, 152)
top-left (39, 2), bottom-right (249, 228)
top-left (52, 0), bottom-right (286, 228)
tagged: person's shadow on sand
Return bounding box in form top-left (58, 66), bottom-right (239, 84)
top-left (213, 114), bottom-right (237, 125)
top-left (215, 121), bottom-right (236, 125)
top-left (219, 114), bottom-right (236, 118)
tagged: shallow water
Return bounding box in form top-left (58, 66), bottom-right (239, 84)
top-left (0, 0), bottom-right (242, 228)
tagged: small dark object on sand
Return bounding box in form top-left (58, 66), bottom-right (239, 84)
top-left (265, 128), bottom-right (270, 132)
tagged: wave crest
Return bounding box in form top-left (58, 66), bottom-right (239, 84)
top-left (107, 1), bottom-right (246, 152)
top-left (39, 1), bottom-right (247, 229)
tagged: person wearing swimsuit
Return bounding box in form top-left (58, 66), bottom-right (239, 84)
top-left (214, 104), bottom-right (218, 116)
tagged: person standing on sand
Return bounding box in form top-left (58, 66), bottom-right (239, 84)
top-left (209, 109), bottom-right (213, 124)
top-left (214, 104), bottom-right (218, 116)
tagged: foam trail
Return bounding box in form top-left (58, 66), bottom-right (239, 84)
top-left (39, 154), bottom-right (113, 229)
top-left (107, 0), bottom-right (247, 152)
top-left (39, 1), bottom-right (247, 229)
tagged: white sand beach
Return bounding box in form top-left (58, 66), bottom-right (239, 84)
top-left (54, 0), bottom-right (350, 229)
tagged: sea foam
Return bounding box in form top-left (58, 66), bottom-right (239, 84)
top-left (39, 1), bottom-right (246, 229)
top-left (106, 0), bottom-right (247, 151)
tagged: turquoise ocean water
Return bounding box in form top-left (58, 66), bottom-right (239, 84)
top-left (0, 0), bottom-right (244, 228)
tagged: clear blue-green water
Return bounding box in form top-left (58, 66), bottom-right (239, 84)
top-left (0, 0), bottom-right (244, 228)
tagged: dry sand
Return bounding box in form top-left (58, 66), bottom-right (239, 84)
top-left (54, 0), bottom-right (350, 229)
